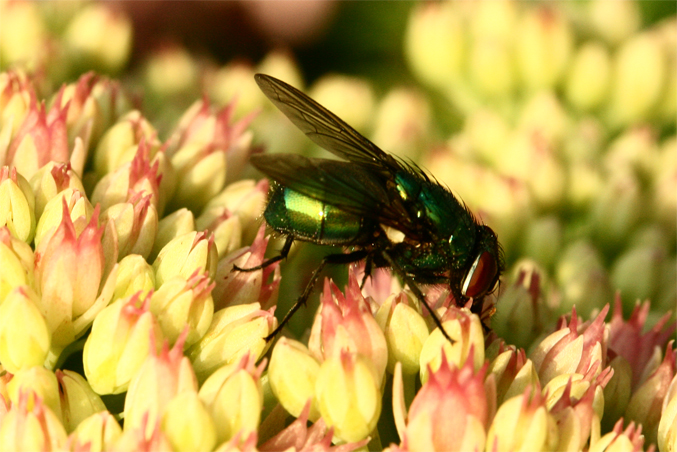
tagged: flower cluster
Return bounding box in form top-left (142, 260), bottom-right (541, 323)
top-left (0, 0), bottom-right (674, 451)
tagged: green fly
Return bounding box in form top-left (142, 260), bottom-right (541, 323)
top-left (238, 74), bottom-right (504, 342)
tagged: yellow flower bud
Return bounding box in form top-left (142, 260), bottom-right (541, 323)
top-left (162, 391), bottom-right (217, 452)
top-left (29, 162), bottom-right (85, 220)
top-left (153, 231), bottom-right (217, 288)
top-left (268, 337), bottom-right (321, 420)
top-left (55, 369), bottom-right (105, 432)
top-left (468, 39), bottom-right (514, 99)
top-left (187, 302), bottom-right (276, 382)
top-left (658, 374), bottom-right (677, 452)
top-left (102, 192), bottom-right (158, 259)
top-left (0, 226), bottom-right (34, 301)
top-left (587, 0), bottom-right (640, 45)
top-left (208, 62), bottom-right (265, 119)
top-left (315, 351), bottom-right (381, 443)
top-left (34, 188), bottom-right (93, 248)
top-left (196, 209), bottom-right (242, 259)
top-left (150, 207), bottom-right (195, 262)
top-left (0, 70), bottom-right (34, 137)
top-left (0, 167), bottom-right (36, 243)
top-left (198, 354), bottom-right (264, 444)
top-left (113, 254), bottom-right (156, 301)
top-left (0, 1), bottom-right (47, 70)
top-left (145, 45), bottom-right (198, 98)
top-left (83, 293), bottom-right (164, 395)
top-left (0, 286), bottom-right (50, 373)
top-left (64, 3), bottom-right (132, 73)
top-left (69, 411), bottom-right (122, 452)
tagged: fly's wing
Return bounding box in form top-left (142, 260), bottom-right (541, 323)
top-left (251, 153), bottom-right (421, 235)
top-left (255, 74), bottom-right (401, 174)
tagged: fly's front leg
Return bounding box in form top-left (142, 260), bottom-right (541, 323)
top-left (265, 249), bottom-right (368, 341)
top-left (233, 235), bottom-right (294, 272)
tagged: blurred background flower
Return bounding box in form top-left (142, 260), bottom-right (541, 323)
top-left (0, 0), bottom-right (674, 451)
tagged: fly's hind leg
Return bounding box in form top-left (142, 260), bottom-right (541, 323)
top-left (265, 248), bottom-right (368, 341)
top-left (233, 235), bottom-right (294, 272)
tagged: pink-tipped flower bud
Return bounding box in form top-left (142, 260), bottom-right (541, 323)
top-left (83, 293), bottom-right (164, 395)
top-left (29, 162), bottom-right (85, 220)
top-left (402, 352), bottom-right (488, 452)
top-left (6, 366), bottom-right (62, 425)
top-left (56, 369), bottom-right (105, 433)
top-left (102, 191), bottom-right (158, 259)
top-left (150, 271), bottom-right (214, 347)
top-left (123, 333), bottom-right (198, 438)
top-left (112, 254), bottom-right (156, 302)
top-left (308, 271), bottom-right (387, 384)
top-left (69, 410), bottom-right (122, 452)
top-left (0, 390), bottom-right (67, 451)
top-left (34, 188), bottom-right (93, 248)
top-left (0, 70), bottom-right (34, 137)
top-left (589, 419), bottom-right (646, 452)
top-left (161, 391), bottom-right (217, 452)
top-left (658, 374), bottom-right (677, 452)
top-left (0, 226), bottom-right (34, 301)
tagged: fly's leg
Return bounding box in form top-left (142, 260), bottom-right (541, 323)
top-left (381, 250), bottom-right (454, 344)
top-left (233, 236), bottom-right (294, 272)
top-left (265, 249), bottom-right (368, 341)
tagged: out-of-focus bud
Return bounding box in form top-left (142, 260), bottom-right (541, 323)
top-left (587, 0), bottom-right (640, 45)
top-left (162, 391), bottom-right (217, 452)
top-left (608, 296), bottom-right (675, 389)
top-left (602, 355), bottom-right (632, 432)
top-left (213, 431), bottom-right (258, 452)
top-left (208, 62), bottom-right (265, 119)
top-left (566, 162), bottom-right (604, 213)
top-left (562, 117), bottom-right (605, 164)
top-left (187, 302), bottom-right (276, 382)
top-left (29, 162), bottom-right (85, 220)
top-left (0, 227), bottom-right (35, 301)
top-left (0, 286), bottom-right (50, 373)
top-left (658, 374), bottom-right (677, 452)
top-left (0, 70), bottom-right (34, 137)
top-left (468, 39), bottom-right (514, 100)
top-left (606, 32), bottom-right (666, 128)
top-left (123, 334), bottom-right (198, 438)
top-left (0, 166), bottom-right (36, 242)
top-left (519, 91), bottom-right (571, 149)
top-left (464, 109), bottom-right (510, 166)
top-left (93, 110), bottom-right (161, 177)
top-left (521, 217), bottom-right (562, 269)
top-left (565, 41), bottom-right (611, 112)
top-left (102, 192), bottom-right (158, 259)
top-left (515, 6), bottom-right (573, 91)
top-left (212, 226), bottom-right (280, 310)
top-left (145, 45), bottom-right (198, 98)
top-left (34, 202), bottom-right (110, 357)
top-left (34, 188), bottom-right (93, 248)
top-left (149, 207), bottom-right (195, 262)
top-left (83, 293), bottom-right (164, 395)
top-left (112, 415), bottom-right (173, 452)
top-left (530, 305), bottom-right (609, 386)
top-left (308, 272), bottom-right (388, 384)
top-left (604, 127), bottom-right (658, 181)
top-left (166, 98), bottom-right (255, 210)
top-left (589, 419), bottom-right (646, 452)
top-left (371, 87), bottom-right (431, 162)
top-left (315, 350), bottom-right (381, 443)
top-left (655, 18), bottom-right (676, 124)
top-left (150, 271), bottom-right (214, 347)
top-left (611, 243), bottom-right (667, 308)
top-left (555, 240), bottom-right (612, 318)
top-left (0, 2), bottom-right (47, 71)
top-left (257, 50), bottom-right (304, 90)
top-left (201, 178), bottom-right (267, 245)
top-left (310, 74), bottom-right (375, 137)
top-left (625, 341), bottom-right (675, 446)
top-left (113, 254), bottom-right (155, 302)
top-left (268, 337), bottom-right (321, 421)
top-left (56, 369), bottom-right (105, 433)
top-left (375, 292), bottom-right (428, 375)
top-left (153, 230), bottom-right (217, 288)
top-left (198, 354), bottom-right (265, 444)
top-left (492, 261), bottom-right (546, 349)
top-left (487, 344), bottom-right (539, 406)
top-left (405, 2), bottom-right (466, 90)
top-left (486, 387), bottom-right (558, 452)
top-left (63, 3), bottom-right (132, 74)
top-left (419, 306), bottom-right (485, 383)
top-left (4, 98), bottom-right (71, 181)
top-left (651, 136), bottom-right (677, 240)
top-left (0, 391), bottom-right (67, 451)
top-left (7, 366), bottom-right (62, 423)
top-left (401, 353), bottom-right (488, 452)
top-left (69, 411), bottom-right (122, 452)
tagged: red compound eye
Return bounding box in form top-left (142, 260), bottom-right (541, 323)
top-left (461, 251), bottom-right (498, 299)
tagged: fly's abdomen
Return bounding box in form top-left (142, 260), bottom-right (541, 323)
top-left (264, 184), bottom-right (369, 245)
